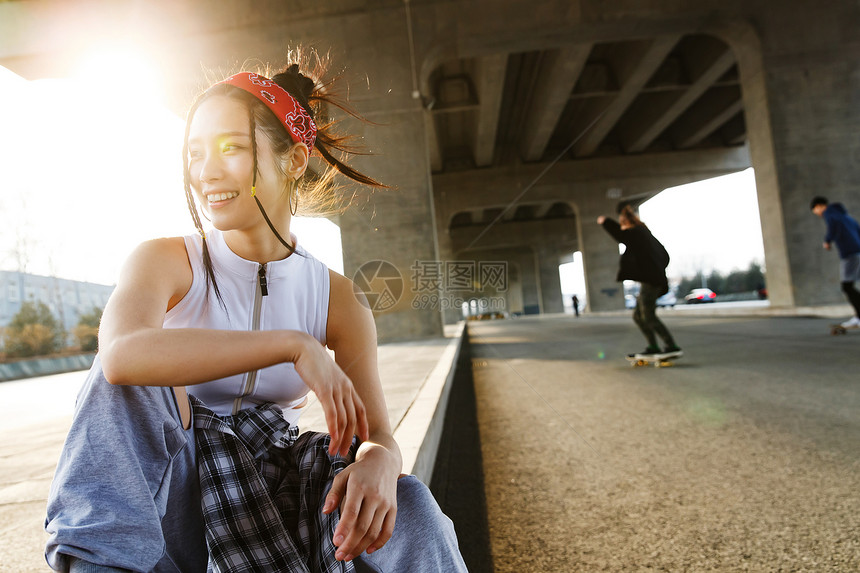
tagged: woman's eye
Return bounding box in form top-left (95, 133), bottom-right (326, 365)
top-left (221, 143), bottom-right (241, 153)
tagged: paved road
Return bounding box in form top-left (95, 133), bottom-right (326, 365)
top-left (459, 314), bottom-right (859, 572)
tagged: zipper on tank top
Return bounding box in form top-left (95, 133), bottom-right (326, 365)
top-left (232, 263), bottom-right (267, 414)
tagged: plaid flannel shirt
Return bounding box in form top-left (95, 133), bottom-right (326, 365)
top-left (190, 396), bottom-right (356, 573)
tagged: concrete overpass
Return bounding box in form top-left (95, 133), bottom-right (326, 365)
top-left (2, 1), bottom-right (858, 340)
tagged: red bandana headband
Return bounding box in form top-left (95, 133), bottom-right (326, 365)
top-left (216, 72), bottom-right (317, 149)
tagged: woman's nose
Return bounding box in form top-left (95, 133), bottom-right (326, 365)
top-left (198, 153), bottom-right (224, 183)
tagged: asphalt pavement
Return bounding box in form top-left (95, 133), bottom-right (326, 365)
top-left (448, 313), bottom-right (859, 572)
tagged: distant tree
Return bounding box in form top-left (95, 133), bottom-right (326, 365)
top-left (707, 270), bottom-right (726, 294)
top-left (73, 307), bottom-right (103, 352)
top-left (677, 261), bottom-right (766, 298)
top-left (3, 301), bottom-right (65, 358)
top-left (678, 274), bottom-right (701, 297)
top-left (744, 261), bottom-right (765, 292)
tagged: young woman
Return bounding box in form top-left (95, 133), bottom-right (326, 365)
top-left (45, 54), bottom-right (467, 573)
top-left (598, 204), bottom-right (682, 358)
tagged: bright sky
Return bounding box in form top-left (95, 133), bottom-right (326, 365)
top-left (559, 169), bottom-right (765, 300)
top-left (0, 62), bottom-right (343, 286)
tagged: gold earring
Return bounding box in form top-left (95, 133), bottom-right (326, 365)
top-left (289, 181), bottom-right (298, 216)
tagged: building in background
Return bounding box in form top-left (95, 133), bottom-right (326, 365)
top-left (0, 271), bottom-right (114, 336)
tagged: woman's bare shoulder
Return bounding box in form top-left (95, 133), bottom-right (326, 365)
top-left (124, 237), bottom-right (189, 271)
top-left (118, 237), bottom-right (193, 301)
top-left (326, 269), bottom-right (376, 348)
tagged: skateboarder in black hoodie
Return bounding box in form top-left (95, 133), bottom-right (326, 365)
top-left (598, 203), bottom-right (682, 358)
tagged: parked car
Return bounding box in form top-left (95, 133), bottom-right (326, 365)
top-left (657, 291), bottom-right (677, 308)
top-left (624, 291), bottom-right (677, 309)
top-left (685, 288), bottom-right (717, 303)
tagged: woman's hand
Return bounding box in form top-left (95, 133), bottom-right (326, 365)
top-left (292, 334), bottom-right (369, 456)
top-left (323, 444), bottom-right (400, 562)
top-left (597, 215), bottom-right (606, 225)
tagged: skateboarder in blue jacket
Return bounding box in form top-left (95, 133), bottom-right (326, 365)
top-left (811, 196), bottom-right (860, 328)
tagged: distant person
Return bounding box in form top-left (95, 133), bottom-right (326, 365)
top-left (571, 294), bottom-right (580, 317)
top-left (810, 196), bottom-right (860, 328)
top-left (598, 204), bottom-right (681, 358)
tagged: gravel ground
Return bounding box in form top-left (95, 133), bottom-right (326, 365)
top-left (466, 315), bottom-right (860, 572)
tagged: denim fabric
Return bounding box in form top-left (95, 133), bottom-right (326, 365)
top-left (46, 359), bottom-right (467, 573)
top-left (45, 357), bottom-right (207, 572)
top-left (357, 476), bottom-right (468, 573)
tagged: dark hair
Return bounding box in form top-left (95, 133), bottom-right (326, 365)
top-left (810, 196), bottom-right (829, 210)
top-left (617, 203), bottom-right (645, 228)
top-left (182, 49), bottom-right (385, 304)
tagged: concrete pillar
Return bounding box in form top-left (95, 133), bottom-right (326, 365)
top-left (339, 106), bottom-right (443, 341)
top-left (577, 201), bottom-right (626, 312)
top-left (334, 9), bottom-right (443, 342)
top-left (536, 246), bottom-right (564, 314)
top-left (715, 12), bottom-right (859, 308)
top-left (440, 247), bottom-right (532, 321)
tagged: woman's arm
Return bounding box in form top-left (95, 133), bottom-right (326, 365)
top-left (98, 238), bottom-right (366, 455)
top-left (322, 270), bottom-right (403, 562)
top-left (598, 216), bottom-right (625, 243)
top-left (99, 238), bottom-right (305, 385)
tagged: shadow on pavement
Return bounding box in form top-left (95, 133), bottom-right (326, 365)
top-left (429, 331), bottom-right (493, 573)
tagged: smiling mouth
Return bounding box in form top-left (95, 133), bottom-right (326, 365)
top-left (207, 191), bottom-right (239, 203)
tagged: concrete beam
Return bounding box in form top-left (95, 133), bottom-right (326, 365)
top-left (449, 217), bottom-right (577, 254)
top-left (471, 53), bottom-right (507, 167)
top-left (520, 44), bottom-right (591, 161)
top-left (673, 87), bottom-right (744, 149)
top-left (624, 47), bottom-right (736, 152)
top-left (434, 147), bottom-right (751, 216)
top-left (572, 36), bottom-right (680, 157)
top-left (721, 114), bottom-right (747, 145)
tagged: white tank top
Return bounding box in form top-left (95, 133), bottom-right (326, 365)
top-left (163, 229), bottom-right (330, 424)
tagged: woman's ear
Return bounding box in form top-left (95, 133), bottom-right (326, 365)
top-left (284, 143), bottom-right (310, 180)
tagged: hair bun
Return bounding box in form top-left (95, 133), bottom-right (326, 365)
top-left (272, 64), bottom-right (315, 113)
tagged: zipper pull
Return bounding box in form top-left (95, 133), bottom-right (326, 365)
top-left (258, 263), bottom-right (268, 296)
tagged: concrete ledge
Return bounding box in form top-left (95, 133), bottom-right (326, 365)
top-left (0, 353), bottom-right (95, 382)
top-left (394, 322), bottom-right (466, 483)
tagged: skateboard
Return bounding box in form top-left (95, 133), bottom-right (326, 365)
top-left (626, 351), bottom-right (682, 368)
top-left (830, 324), bottom-right (859, 335)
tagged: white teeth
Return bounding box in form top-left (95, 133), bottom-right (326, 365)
top-left (208, 191), bottom-right (239, 202)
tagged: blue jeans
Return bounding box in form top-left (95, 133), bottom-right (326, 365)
top-left (45, 358), bottom-right (467, 573)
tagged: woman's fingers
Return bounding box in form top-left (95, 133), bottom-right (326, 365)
top-left (330, 389), bottom-right (348, 456)
top-left (338, 392), bottom-right (357, 456)
top-left (319, 379), bottom-right (366, 456)
top-left (323, 470), bottom-right (348, 514)
top-left (366, 510), bottom-right (396, 554)
top-left (333, 489), bottom-right (393, 561)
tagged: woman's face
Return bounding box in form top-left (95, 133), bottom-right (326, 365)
top-left (187, 95), bottom-right (290, 233)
